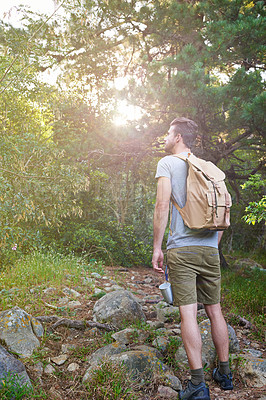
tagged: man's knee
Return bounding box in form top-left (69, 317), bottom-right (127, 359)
top-left (179, 303), bottom-right (198, 320)
top-left (204, 303), bottom-right (223, 320)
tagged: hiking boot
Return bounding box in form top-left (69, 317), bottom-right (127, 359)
top-left (213, 368), bottom-right (233, 390)
top-left (178, 380), bottom-right (211, 400)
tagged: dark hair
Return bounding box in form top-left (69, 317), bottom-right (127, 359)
top-left (170, 117), bottom-right (198, 148)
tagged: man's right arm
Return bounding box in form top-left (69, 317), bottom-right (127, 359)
top-left (152, 176), bottom-right (171, 273)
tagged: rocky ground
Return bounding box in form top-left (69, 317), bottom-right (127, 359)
top-left (15, 264), bottom-right (264, 400)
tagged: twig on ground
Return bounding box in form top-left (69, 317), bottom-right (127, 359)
top-left (237, 315), bottom-right (253, 329)
top-left (41, 300), bottom-right (58, 310)
top-left (36, 315), bottom-right (116, 332)
top-left (228, 313), bottom-right (253, 329)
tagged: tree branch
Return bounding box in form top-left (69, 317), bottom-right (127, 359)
top-left (0, 168), bottom-right (56, 180)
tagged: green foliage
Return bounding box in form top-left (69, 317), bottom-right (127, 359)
top-left (243, 196), bottom-right (266, 225)
top-left (0, 87), bottom-right (88, 266)
top-left (0, 0), bottom-right (265, 267)
top-left (0, 372), bottom-right (33, 400)
top-left (241, 174), bottom-right (265, 193)
top-left (241, 174), bottom-right (266, 225)
top-left (164, 336), bottom-right (182, 373)
top-left (42, 220), bottom-right (152, 267)
top-left (222, 267), bottom-right (265, 340)
top-left (84, 360), bottom-right (140, 400)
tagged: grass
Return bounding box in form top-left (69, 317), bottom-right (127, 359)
top-left (164, 336), bottom-right (182, 373)
top-left (226, 248), bottom-right (266, 266)
top-left (221, 266), bottom-right (265, 340)
top-left (0, 251), bottom-right (96, 313)
top-left (0, 251), bottom-right (86, 289)
top-left (0, 372), bottom-right (47, 400)
top-left (69, 331), bottom-right (115, 362)
top-left (84, 360), bottom-right (140, 399)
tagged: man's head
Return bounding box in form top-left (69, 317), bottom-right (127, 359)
top-left (169, 117), bottom-right (198, 148)
top-left (164, 117), bottom-right (198, 153)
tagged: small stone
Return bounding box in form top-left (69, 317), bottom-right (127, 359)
top-left (144, 277), bottom-right (153, 284)
top-left (43, 287), bottom-right (56, 294)
top-left (63, 288), bottom-right (81, 297)
top-left (251, 342), bottom-right (260, 349)
top-left (245, 348), bottom-right (263, 358)
top-left (164, 374), bottom-right (182, 391)
top-left (67, 362), bottom-right (80, 372)
top-left (146, 320), bottom-right (164, 329)
top-left (171, 328), bottom-right (181, 335)
top-left (89, 328), bottom-right (98, 335)
top-left (51, 354), bottom-right (68, 365)
top-left (110, 285), bottom-right (124, 291)
top-left (94, 288), bottom-right (104, 295)
top-left (67, 300), bottom-right (82, 309)
top-left (152, 336), bottom-right (169, 353)
top-left (157, 385), bottom-right (178, 399)
top-left (49, 387), bottom-right (63, 400)
top-left (31, 361), bottom-right (43, 376)
top-left (61, 344), bottom-right (77, 354)
top-left (31, 317), bottom-right (44, 338)
top-left (91, 272), bottom-right (102, 279)
top-left (44, 364), bottom-right (56, 374)
top-left (82, 277), bottom-right (94, 285)
top-left (58, 297), bottom-right (69, 306)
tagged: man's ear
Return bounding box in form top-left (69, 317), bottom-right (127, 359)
top-left (175, 133), bottom-right (181, 143)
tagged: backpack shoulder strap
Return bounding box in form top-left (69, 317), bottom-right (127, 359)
top-left (173, 153), bottom-right (225, 181)
top-left (171, 153), bottom-right (189, 162)
top-left (170, 153), bottom-right (189, 213)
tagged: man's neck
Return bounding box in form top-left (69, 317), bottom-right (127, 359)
top-left (172, 143), bottom-right (191, 155)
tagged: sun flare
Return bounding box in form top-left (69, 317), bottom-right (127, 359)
top-left (113, 99), bottom-right (143, 126)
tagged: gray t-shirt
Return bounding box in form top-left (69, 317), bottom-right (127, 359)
top-left (155, 153), bottom-right (218, 249)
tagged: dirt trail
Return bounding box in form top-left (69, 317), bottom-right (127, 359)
top-left (27, 265), bottom-right (265, 399)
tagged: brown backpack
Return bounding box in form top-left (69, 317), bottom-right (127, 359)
top-left (171, 153), bottom-right (232, 231)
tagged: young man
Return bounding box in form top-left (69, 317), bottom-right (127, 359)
top-left (152, 117), bottom-right (233, 400)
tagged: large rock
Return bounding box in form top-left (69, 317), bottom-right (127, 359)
top-left (111, 328), bottom-right (149, 345)
top-left (93, 290), bottom-right (146, 329)
top-left (157, 385), bottom-right (178, 399)
top-left (235, 354), bottom-right (266, 388)
top-left (109, 350), bottom-right (169, 382)
top-left (0, 307), bottom-right (43, 358)
top-left (132, 345), bottom-right (163, 360)
top-left (175, 319), bottom-right (239, 369)
top-left (83, 344), bottom-right (169, 385)
top-left (156, 302), bottom-right (180, 323)
top-left (83, 343), bottom-right (127, 383)
top-left (228, 324), bottom-right (240, 353)
top-left (0, 345), bottom-right (32, 392)
top-left (86, 342), bottom-right (127, 366)
top-left (233, 258), bottom-right (264, 271)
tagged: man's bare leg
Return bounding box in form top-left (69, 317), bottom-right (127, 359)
top-left (179, 303), bottom-right (202, 370)
top-left (204, 303), bottom-right (229, 362)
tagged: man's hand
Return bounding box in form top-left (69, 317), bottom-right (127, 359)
top-left (152, 248), bottom-right (165, 274)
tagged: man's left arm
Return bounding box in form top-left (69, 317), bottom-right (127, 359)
top-left (152, 176), bottom-right (172, 274)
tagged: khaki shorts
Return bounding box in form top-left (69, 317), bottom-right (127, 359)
top-left (167, 246), bottom-right (221, 306)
